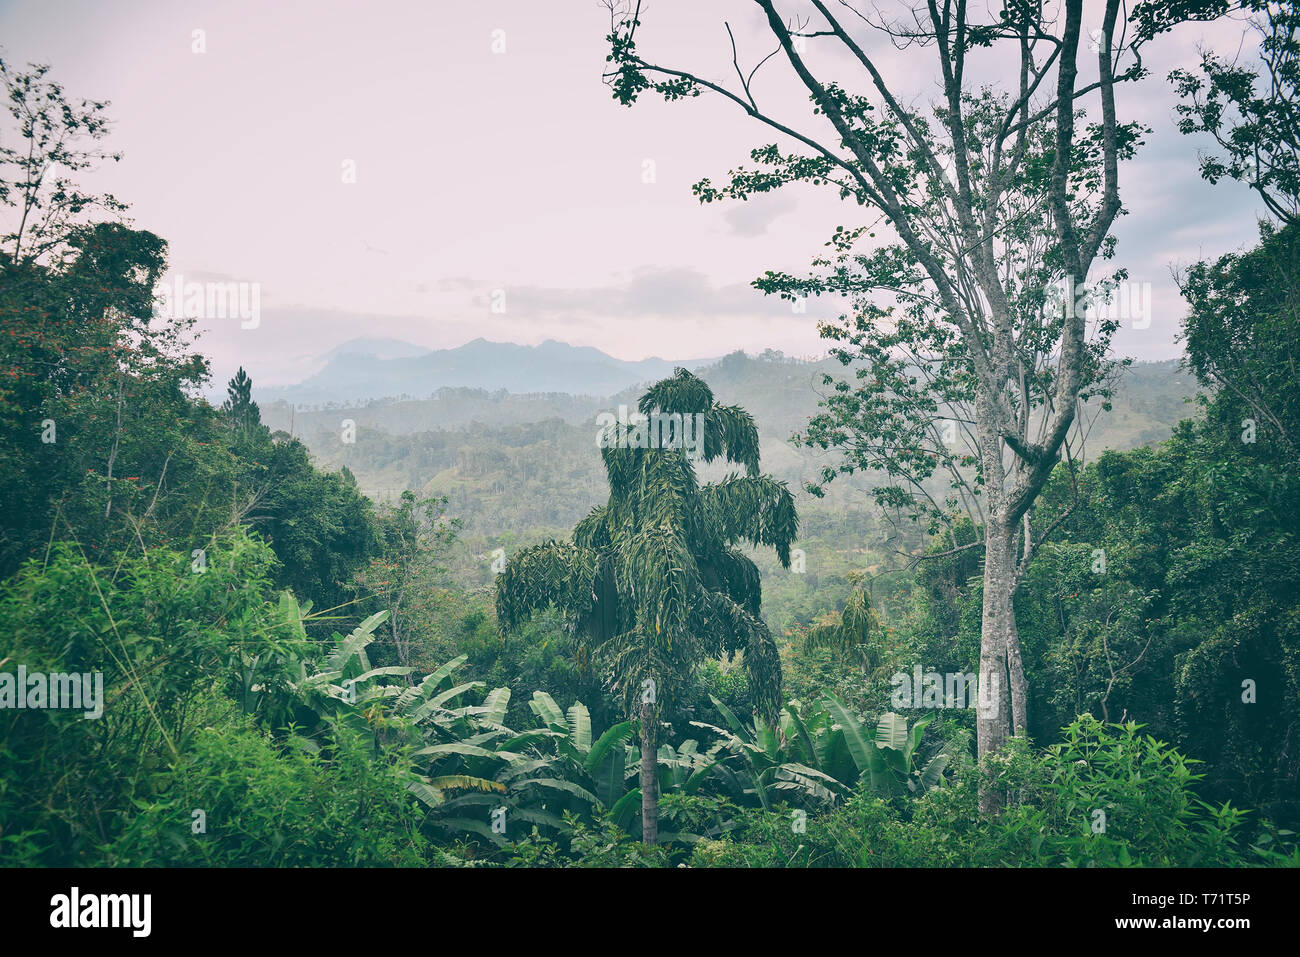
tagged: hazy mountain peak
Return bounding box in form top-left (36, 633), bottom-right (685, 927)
top-left (325, 337), bottom-right (432, 361)
top-left (255, 338), bottom-right (718, 406)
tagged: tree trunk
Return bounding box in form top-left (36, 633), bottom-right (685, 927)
top-left (977, 525), bottom-right (1012, 756)
top-left (639, 698), bottom-right (658, 845)
top-left (977, 522), bottom-right (1029, 812)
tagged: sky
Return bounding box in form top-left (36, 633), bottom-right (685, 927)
top-left (0, 0), bottom-right (1274, 391)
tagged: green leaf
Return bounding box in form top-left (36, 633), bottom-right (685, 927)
top-left (585, 721), bottom-right (635, 774)
top-left (567, 701), bottom-right (592, 751)
top-left (907, 714), bottom-right (934, 761)
top-left (414, 742), bottom-right (502, 761)
top-left (426, 774), bottom-right (506, 794)
top-left (482, 686), bottom-right (511, 726)
top-left (875, 712), bottom-right (909, 752)
top-left (610, 788), bottom-right (642, 831)
top-left (428, 681), bottom-right (486, 709)
top-left (529, 691), bottom-right (566, 729)
top-left (512, 777), bottom-right (598, 805)
top-left (919, 753), bottom-right (950, 791)
top-left (823, 694), bottom-right (871, 774)
top-left (709, 694), bottom-right (746, 736)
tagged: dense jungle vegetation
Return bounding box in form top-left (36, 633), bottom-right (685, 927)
top-left (3, 0), bottom-right (1300, 868)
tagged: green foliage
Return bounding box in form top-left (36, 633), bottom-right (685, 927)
top-left (0, 167), bottom-right (381, 617)
top-left (994, 221), bottom-right (1300, 827)
top-left (690, 694), bottom-right (962, 811)
top-left (0, 531), bottom-right (337, 863)
top-left (350, 489), bottom-right (461, 671)
top-left (797, 585), bottom-right (895, 689)
top-left (104, 702), bottom-right (430, 867)
top-left (687, 717), bottom-right (1294, 868)
top-left (1170, 0), bottom-right (1299, 225)
top-left (504, 811), bottom-right (672, 868)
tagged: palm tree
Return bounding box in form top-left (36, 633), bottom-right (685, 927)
top-left (496, 369), bottom-right (797, 843)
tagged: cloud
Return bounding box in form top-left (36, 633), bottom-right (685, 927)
top-left (721, 193), bottom-right (798, 236)
top-left (434, 266), bottom-right (796, 321)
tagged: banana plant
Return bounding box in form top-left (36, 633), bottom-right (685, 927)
top-left (418, 690), bottom-right (630, 845)
top-left (281, 610), bottom-right (417, 740)
top-left (522, 692), bottom-right (732, 844)
top-left (820, 695), bottom-right (964, 798)
top-left (691, 695), bottom-right (848, 810)
top-left (694, 694), bottom-right (960, 807)
top-left (522, 692), bottom-right (637, 807)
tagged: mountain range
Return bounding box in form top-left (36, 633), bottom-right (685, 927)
top-left (253, 337), bottom-right (718, 405)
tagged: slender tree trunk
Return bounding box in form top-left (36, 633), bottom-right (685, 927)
top-left (977, 521), bottom-right (1029, 812)
top-left (103, 382), bottom-right (124, 519)
top-left (1006, 608), bottom-right (1029, 734)
top-left (978, 524), bottom-right (1013, 756)
top-left (639, 698), bottom-right (658, 845)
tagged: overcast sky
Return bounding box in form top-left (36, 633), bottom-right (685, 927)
top-left (0, 0), bottom-right (1273, 390)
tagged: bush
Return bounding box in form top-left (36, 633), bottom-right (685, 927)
top-left (104, 699), bottom-right (429, 867)
top-left (684, 716), bottom-right (1298, 867)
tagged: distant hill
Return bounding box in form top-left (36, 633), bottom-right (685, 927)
top-left (263, 351), bottom-right (1196, 458)
top-left (254, 337), bottom-right (717, 406)
top-left (265, 351), bottom-right (1198, 522)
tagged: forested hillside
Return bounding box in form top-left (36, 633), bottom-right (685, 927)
top-left (262, 352), bottom-right (1196, 633)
